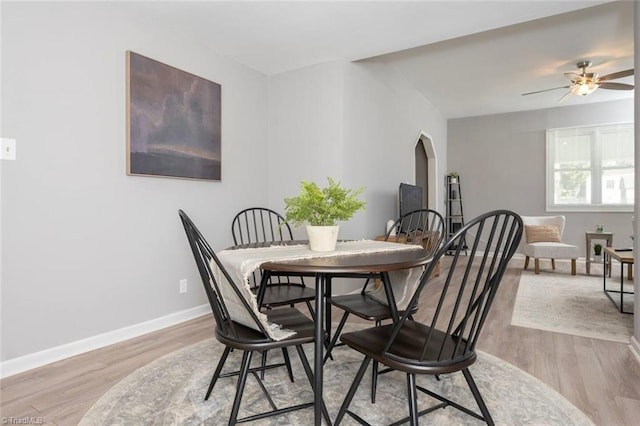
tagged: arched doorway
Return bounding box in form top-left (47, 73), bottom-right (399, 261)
top-left (415, 132), bottom-right (437, 210)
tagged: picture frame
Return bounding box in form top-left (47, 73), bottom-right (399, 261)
top-left (126, 51), bottom-right (221, 181)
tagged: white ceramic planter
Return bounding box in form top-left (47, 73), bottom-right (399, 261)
top-left (306, 225), bottom-right (339, 252)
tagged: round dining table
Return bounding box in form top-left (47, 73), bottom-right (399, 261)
top-left (259, 243), bottom-right (432, 425)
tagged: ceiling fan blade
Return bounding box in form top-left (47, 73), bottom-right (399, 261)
top-left (598, 82), bottom-right (634, 90)
top-left (564, 72), bottom-right (581, 79)
top-left (598, 69), bottom-right (634, 82)
top-left (558, 91), bottom-right (573, 103)
top-left (522, 85), bottom-right (570, 96)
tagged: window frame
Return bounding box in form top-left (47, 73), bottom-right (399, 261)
top-left (546, 122), bottom-right (634, 213)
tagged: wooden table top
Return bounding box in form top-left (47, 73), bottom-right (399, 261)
top-left (586, 231), bottom-right (614, 236)
top-left (261, 248), bottom-right (431, 274)
top-left (603, 246), bottom-right (634, 263)
top-left (231, 240), bottom-right (432, 274)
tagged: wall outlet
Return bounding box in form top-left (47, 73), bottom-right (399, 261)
top-left (1, 138), bottom-right (16, 161)
top-left (179, 279), bottom-right (188, 294)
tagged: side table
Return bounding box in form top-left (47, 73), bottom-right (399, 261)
top-left (603, 247), bottom-right (634, 314)
top-left (585, 231), bottom-right (613, 275)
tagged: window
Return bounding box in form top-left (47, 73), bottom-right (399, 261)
top-left (546, 123), bottom-right (634, 212)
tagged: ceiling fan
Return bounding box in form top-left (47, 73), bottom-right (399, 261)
top-left (522, 60), bottom-right (634, 102)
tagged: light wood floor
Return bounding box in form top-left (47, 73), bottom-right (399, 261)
top-left (1, 258), bottom-right (639, 425)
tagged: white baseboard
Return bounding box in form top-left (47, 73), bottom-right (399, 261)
top-left (630, 336), bottom-right (640, 365)
top-left (0, 304), bottom-right (210, 379)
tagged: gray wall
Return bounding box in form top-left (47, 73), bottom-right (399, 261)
top-left (266, 60), bottom-right (448, 241)
top-left (267, 61), bottom-right (346, 225)
top-left (0, 2), bottom-right (270, 362)
top-left (342, 61), bottom-right (448, 239)
top-left (448, 98), bottom-right (634, 256)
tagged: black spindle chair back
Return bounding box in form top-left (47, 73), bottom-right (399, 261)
top-left (231, 207), bottom-right (316, 316)
top-left (388, 209), bottom-right (522, 366)
top-left (179, 209), bottom-right (326, 425)
top-left (335, 210), bottom-right (523, 425)
top-left (231, 207), bottom-right (291, 245)
top-left (180, 209), bottom-right (269, 341)
top-left (388, 208), bottom-right (446, 254)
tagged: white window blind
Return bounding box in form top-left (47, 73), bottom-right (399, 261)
top-left (546, 123), bottom-right (634, 212)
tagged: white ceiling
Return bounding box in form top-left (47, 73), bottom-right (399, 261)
top-left (373, 1), bottom-right (635, 118)
top-left (125, 0), bottom-right (634, 118)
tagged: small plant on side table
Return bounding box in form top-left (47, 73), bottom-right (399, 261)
top-left (594, 243), bottom-right (603, 256)
top-left (593, 243), bottom-right (603, 263)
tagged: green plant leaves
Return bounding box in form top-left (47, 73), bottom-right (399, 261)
top-left (284, 178), bottom-right (366, 226)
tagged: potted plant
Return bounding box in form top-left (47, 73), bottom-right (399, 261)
top-left (284, 178), bottom-right (366, 251)
top-left (449, 172), bottom-right (459, 183)
top-left (593, 243), bottom-right (603, 262)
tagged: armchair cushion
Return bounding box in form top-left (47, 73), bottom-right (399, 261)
top-left (521, 242), bottom-right (579, 259)
top-left (525, 225), bottom-right (561, 243)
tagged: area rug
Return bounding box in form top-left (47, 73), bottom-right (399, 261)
top-left (79, 327), bottom-right (593, 425)
top-left (511, 268), bottom-right (634, 343)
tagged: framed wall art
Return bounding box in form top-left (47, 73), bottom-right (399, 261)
top-left (126, 51), bottom-right (221, 181)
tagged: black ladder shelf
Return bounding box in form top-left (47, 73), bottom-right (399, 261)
top-left (446, 174), bottom-right (468, 254)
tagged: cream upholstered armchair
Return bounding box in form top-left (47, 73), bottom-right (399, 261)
top-left (520, 215), bottom-right (579, 275)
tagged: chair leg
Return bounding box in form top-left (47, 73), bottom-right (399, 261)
top-left (295, 345), bottom-right (332, 425)
top-left (524, 256), bottom-right (530, 270)
top-left (551, 259), bottom-right (556, 270)
top-left (205, 346), bottom-right (231, 400)
top-left (260, 350), bottom-right (268, 380)
top-left (534, 258), bottom-right (540, 274)
top-left (462, 368), bottom-right (494, 426)
top-left (282, 347), bottom-right (294, 382)
top-left (323, 311), bottom-right (350, 364)
top-left (305, 300), bottom-right (316, 321)
top-left (259, 348), bottom-right (294, 382)
top-left (407, 373), bottom-right (419, 426)
top-left (571, 259), bottom-right (576, 275)
top-left (371, 360), bottom-right (379, 403)
top-left (334, 356), bottom-right (372, 425)
top-left (228, 351), bottom-right (254, 426)
top-left (371, 319), bottom-right (382, 403)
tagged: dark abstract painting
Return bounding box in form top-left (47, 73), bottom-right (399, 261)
top-left (127, 51), bottom-right (221, 180)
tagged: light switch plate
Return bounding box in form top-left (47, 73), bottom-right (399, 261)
top-left (1, 138), bottom-right (16, 160)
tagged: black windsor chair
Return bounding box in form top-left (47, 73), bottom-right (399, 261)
top-left (334, 209), bottom-right (523, 426)
top-left (325, 209), bottom-right (446, 403)
top-left (231, 207), bottom-right (316, 317)
top-left (179, 210), bottom-right (329, 425)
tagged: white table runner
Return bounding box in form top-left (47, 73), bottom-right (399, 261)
top-left (210, 240), bottom-right (425, 340)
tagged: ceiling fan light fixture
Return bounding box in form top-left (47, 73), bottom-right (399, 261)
top-left (572, 81), bottom-right (598, 96)
top-left (522, 60), bottom-right (633, 99)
